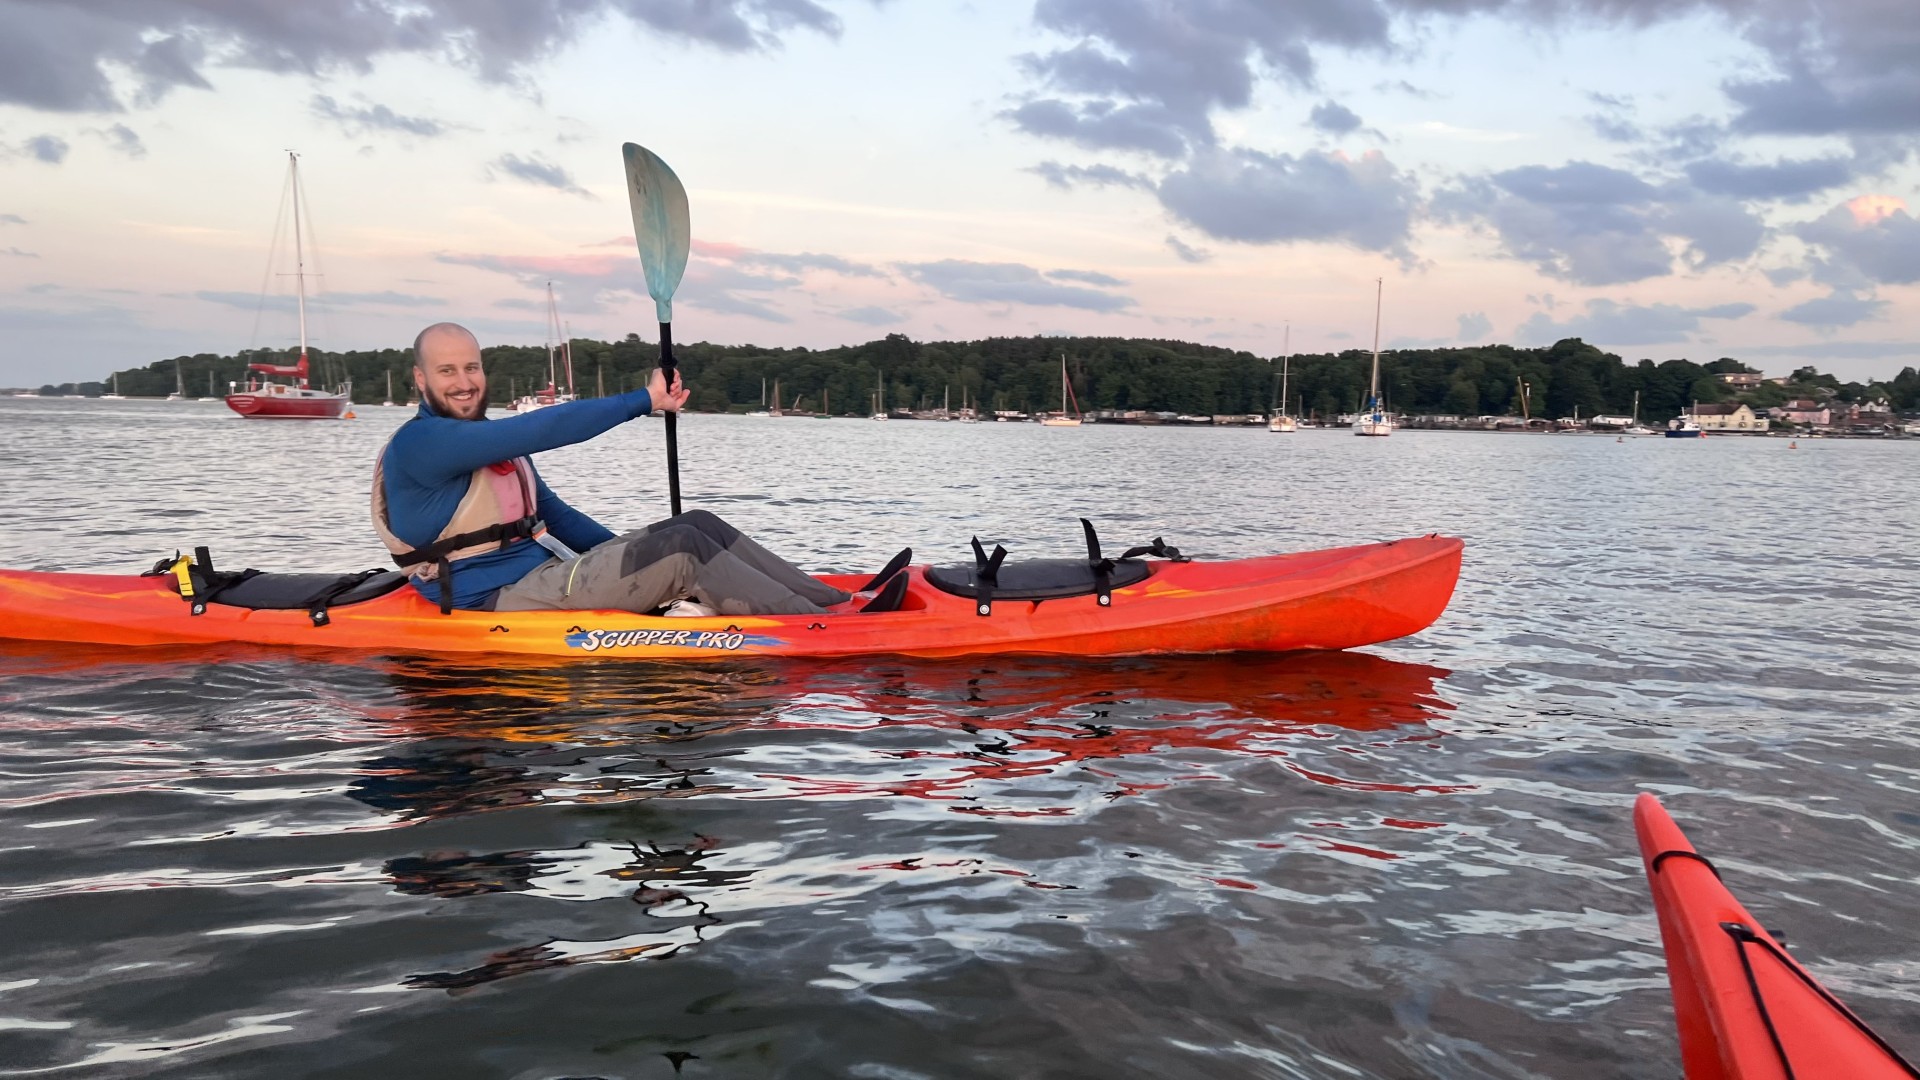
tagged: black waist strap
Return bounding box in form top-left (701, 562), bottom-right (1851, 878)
top-left (393, 516), bottom-right (540, 615)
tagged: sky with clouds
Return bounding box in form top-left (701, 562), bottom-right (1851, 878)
top-left (0, 0), bottom-right (1915, 386)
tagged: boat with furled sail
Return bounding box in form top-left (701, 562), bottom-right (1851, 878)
top-left (510, 282), bottom-right (576, 413)
top-left (1039, 353), bottom-right (1082, 426)
top-left (1269, 323), bottom-right (1296, 432)
top-left (225, 152), bottom-right (350, 419)
top-left (1352, 279), bottom-right (1391, 437)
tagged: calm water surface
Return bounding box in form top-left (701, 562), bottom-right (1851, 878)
top-left (1, 398), bottom-right (1917, 1078)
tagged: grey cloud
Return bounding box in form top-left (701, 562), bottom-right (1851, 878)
top-left (1515, 298), bottom-right (1756, 347)
top-left (0, 214), bottom-right (25, 225)
top-left (733, 250), bottom-right (884, 278)
top-left (1660, 190), bottom-right (1765, 268)
top-left (1005, 99), bottom-right (1191, 158)
top-left (1047, 268), bottom-right (1128, 286)
top-left (3, 247), bottom-right (39, 258)
top-left (1586, 113), bottom-right (1642, 143)
top-left (1015, 0), bottom-right (1396, 155)
top-left (837, 305), bottom-right (904, 326)
top-left (1309, 101), bottom-right (1362, 135)
top-left (493, 298), bottom-right (543, 311)
top-left (325, 290), bottom-right (447, 307)
top-left (899, 259), bottom-right (1133, 312)
top-left (1725, 62), bottom-right (1920, 139)
top-left (1778, 288), bottom-right (1886, 329)
top-left (1164, 234), bottom-right (1212, 263)
top-left (1684, 155), bottom-right (1854, 201)
top-left (95, 122), bottom-right (145, 157)
top-left (441, 248), bottom-right (821, 323)
top-left (1436, 162), bottom-right (1759, 285)
top-left (618, 0), bottom-right (842, 52)
top-left (196, 290), bottom-right (297, 313)
top-left (1794, 201), bottom-right (1920, 285)
top-left (21, 135), bottom-right (69, 164)
top-left (1456, 311), bottom-right (1492, 341)
top-left (311, 95), bottom-right (453, 138)
top-left (1158, 147), bottom-right (1416, 255)
top-left (488, 154), bottom-right (595, 199)
top-left (0, 1), bottom-right (843, 113)
top-left (1763, 266), bottom-right (1805, 286)
top-left (1028, 161), bottom-right (1152, 190)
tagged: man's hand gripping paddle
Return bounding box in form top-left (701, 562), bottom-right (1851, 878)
top-left (621, 142), bottom-right (691, 516)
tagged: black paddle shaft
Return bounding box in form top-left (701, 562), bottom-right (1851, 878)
top-left (658, 321), bottom-right (682, 516)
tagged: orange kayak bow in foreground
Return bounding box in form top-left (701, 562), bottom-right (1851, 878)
top-left (0, 535), bottom-right (1461, 659)
top-left (1635, 793), bottom-right (1919, 1080)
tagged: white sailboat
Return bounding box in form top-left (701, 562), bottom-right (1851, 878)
top-left (101, 373), bottom-right (125, 400)
top-left (1268, 322), bottom-right (1296, 432)
top-left (383, 370), bottom-right (397, 407)
top-left (1623, 389), bottom-right (1656, 435)
top-left (198, 370), bottom-right (218, 402)
top-left (167, 360), bottom-right (185, 401)
top-left (870, 370), bottom-right (888, 420)
top-left (1039, 352), bottom-right (1083, 426)
top-left (511, 282), bottom-right (576, 412)
top-left (747, 377), bottom-right (771, 417)
top-left (1352, 278), bottom-right (1392, 437)
top-left (939, 385), bottom-right (952, 421)
top-left (959, 385), bottom-right (980, 423)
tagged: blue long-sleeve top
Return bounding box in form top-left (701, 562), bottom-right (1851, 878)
top-left (380, 389), bottom-right (654, 608)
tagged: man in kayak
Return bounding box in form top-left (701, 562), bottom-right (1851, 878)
top-left (372, 322), bottom-right (856, 616)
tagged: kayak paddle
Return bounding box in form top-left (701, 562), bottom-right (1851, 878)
top-left (621, 141), bottom-right (691, 516)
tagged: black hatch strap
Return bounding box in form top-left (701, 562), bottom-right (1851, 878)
top-left (1081, 518), bottom-right (1114, 607)
top-left (1119, 536), bottom-right (1189, 563)
top-left (971, 537), bottom-right (1007, 617)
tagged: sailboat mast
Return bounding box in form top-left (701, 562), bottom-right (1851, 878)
top-left (1368, 278), bottom-right (1382, 408)
top-left (544, 282), bottom-right (559, 391)
top-left (563, 320), bottom-right (575, 396)
top-left (1280, 322), bottom-right (1290, 416)
top-left (289, 151), bottom-right (310, 384)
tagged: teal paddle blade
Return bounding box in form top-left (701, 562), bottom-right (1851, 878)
top-left (621, 142), bottom-right (690, 324)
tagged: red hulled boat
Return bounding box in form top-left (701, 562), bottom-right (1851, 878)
top-left (225, 151), bottom-right (351, 420)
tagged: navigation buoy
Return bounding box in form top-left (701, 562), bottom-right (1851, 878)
top-left (343, 411), bottom-right (356, 419)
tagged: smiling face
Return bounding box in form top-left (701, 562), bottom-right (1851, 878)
top-left (412, 323), bottom-right (487, 420)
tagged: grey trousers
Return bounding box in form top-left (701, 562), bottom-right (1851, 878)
top-left (491, 510), bottom-right (850, 617)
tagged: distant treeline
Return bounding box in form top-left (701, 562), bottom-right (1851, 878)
top-left (65, 333), bottom-right (1920, 421)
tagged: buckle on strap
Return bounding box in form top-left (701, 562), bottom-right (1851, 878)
top-left (1081, 518), bottom-right (1114, 607)
top-left (970, 536), bottom-right (1007, 616)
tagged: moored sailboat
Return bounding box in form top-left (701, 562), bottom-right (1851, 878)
top-left (225, 151), bottom-right (351, 419)
top-left (510, 282), bottom-right (577, 413)
top-left (1352, 279), bottom-right (1391, 437)
top-left (1269, 323), bottom-right (1296, 432)
top-left (1039, 353), bottom-right (1083, 426)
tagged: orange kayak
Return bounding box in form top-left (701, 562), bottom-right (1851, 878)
top-left (0, 535), bottom-right (1461, 659)
top-left (1634, 793), bottom-right (1919, 1079)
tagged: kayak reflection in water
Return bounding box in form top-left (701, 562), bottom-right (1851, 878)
top-left (372, 321), bottom-right (856, 617)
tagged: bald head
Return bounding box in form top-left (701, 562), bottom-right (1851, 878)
top-left (411, 322), bottom-right (488, 419)
top-left (413, 322), bottom-right (480, 369)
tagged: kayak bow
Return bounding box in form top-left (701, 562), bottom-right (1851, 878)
top-left (1634, 793), bottom-right (1919, 1080)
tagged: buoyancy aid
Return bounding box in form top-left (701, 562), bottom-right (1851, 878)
top-left (370, 439), bottom-right (575, 613)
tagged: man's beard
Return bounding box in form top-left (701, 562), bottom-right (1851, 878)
top-left (426, 386), bottom-right (486, 421)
